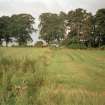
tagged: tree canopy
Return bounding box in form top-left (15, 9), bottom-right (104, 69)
top-left (39, 12), bottom-right (66, 43)
top-left (0, 14), bottom-right (35, 46)
top-left (39, 8), bottom-right (105, 48)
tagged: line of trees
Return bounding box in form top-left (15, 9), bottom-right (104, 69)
top-left (0, 14), bottom-right (35, 46)
top-left (39, 8), bottom-right (105, 48)
top-left (0, 8), bottom-right (105, 48)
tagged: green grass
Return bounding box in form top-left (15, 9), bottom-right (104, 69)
top-left (0, 47), bottom-right (105, 105)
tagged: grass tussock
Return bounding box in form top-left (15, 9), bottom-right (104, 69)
top-left (0, 55), bottom-right (47, 105)
top-left (36, 85), bottom-right (105, 105)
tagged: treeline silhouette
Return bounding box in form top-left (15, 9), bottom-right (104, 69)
top-left (0, 8), bottom-right (105, 48)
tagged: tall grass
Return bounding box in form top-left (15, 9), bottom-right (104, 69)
top-left (0, 48), bottom-right (105, 105)
top-left (0, 53), bottom-right (47, 105)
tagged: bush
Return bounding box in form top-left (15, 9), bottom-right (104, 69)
top-left (68, 43), bottom-right (87, 49)
top-left (100, 45), bottom-right (105, 50)
top-left (35, 41), bottom-right (43, 47)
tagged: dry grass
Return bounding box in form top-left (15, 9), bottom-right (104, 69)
top-left (0, 48), bottom-right (105, 105)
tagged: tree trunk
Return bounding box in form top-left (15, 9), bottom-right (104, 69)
top-left (5, 41), bottom-right (8, 47)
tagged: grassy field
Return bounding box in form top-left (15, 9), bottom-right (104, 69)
top-left (0, 48), bottom-right (105, 105)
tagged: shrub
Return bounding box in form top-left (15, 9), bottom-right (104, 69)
top-left (35, 41), bottom-right (43, 47)
top-left (68, 43), bottom-right (87, 49)
top-left (100, 45), bottom-right (105, 50)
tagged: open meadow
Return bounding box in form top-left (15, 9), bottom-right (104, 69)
top-left (0, 48), bottom-right (105, 105)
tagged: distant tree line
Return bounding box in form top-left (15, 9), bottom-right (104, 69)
top-left (39, 8), bottom-right (105, 48)
top-left (0, 8), bottom-right (105, 48)
top-left (0, 14), bottom-right (35, 46)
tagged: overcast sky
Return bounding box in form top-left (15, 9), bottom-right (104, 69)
top-left (0, 0), bottom-right (105, 17)
top-left (0, 0), bottom-right (105, 42)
